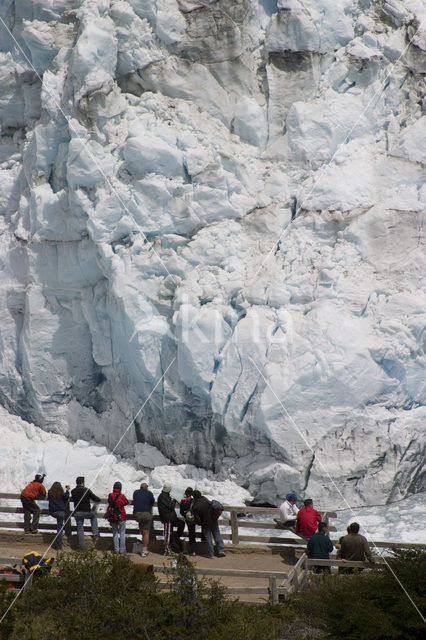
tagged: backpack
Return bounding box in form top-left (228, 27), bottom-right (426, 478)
top-left (22, 552), bottom-right (54, 577)
top-left (185, 509), bottom-right (196, 525)
top-left (210, 500), bottom-right (224, 521)
top-left (105, 493), bottom-right (121, 523)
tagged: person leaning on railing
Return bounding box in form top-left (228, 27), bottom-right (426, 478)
top-left (71, 476), bottom-right (101, 547)
top-left (20, 474), bottom-right (46, 534)
top-left (48, 481), bottom-right (70, 550)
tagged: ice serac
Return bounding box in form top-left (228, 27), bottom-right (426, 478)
top-left (0, 0), bottom-right (425, 508)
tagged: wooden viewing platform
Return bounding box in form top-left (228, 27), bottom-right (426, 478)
top-left (1, 492), bottom-right (424, 603)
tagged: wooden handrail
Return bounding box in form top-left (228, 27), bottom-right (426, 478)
top-left (0, 493), bottom-right (424, 551)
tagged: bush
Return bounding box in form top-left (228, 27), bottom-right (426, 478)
top-left (0, 586), bottom-right (20, 640)
top-left (6, 550), bottom-right (293, 640)
top-left (288, 549), bottom-right (426, 640)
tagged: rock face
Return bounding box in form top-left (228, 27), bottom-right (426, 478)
top-left (0, 0), bottom-right (425, 506)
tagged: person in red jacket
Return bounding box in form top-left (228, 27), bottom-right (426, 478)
top-left (21, 474), bottom-right (47, 534)
top-left (107, 481), bottom-right (129, 553)
top-left (296, 498), bottom-right (322, 538)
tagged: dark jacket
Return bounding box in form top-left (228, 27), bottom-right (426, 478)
top-left (307, 532), bottom-right (334, 559)
top-left (180, 496), bottom-right (193, 518)
top-left (157, 491), bottom-right (178, 524)
top-left (133, 488), bottom-right (155, 513)
top-left (108, 489), bottom-right (129, 521)
top-left (338, 533), bottom-right (373, 562)
top-left (192, 495), bottom-right (213, 528)
top-left (48, 491), bottom-right (69, 514)
top-left (71, 485), bottom-right (101, 513)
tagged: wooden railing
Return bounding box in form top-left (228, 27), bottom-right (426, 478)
top-left (277, 553), bottom-right (390, 600)
top-left (154, 565), bottom-right (289, 604)
top-left (0, 493), bottom-right (424, 552)
top-left (0, 493), bottom-right (337, 548)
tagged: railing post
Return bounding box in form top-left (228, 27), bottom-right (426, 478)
top-left (64, 500), bottom-right (72, 538)
top-left (269, 576), bottom-right (278, 604)
top-left (230, 510), bottom-right (239, 545)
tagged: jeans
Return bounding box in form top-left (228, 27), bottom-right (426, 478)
top-left (21, 496), bottom-right (40, 533)
top-left (111, 520), bottom-right (126, 553)
top-left (203, 520), bottom-right (224, 558)
top-left (51, 510), bottom-right (65, 549)
top-left (74, 509), bottom-right (99, 547)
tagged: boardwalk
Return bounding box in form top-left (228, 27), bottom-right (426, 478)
top-left (0, 530), bottom-right (295, 603)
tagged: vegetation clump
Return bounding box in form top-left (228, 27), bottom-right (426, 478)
top-left (1, 548), bottom-right (425, 639)
top-left (1, 549), bottom-right (292, 640)
top-left (288, 549), bottom-right (426, 640)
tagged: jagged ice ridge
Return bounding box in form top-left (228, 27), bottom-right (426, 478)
top-left (0, 0), bottom-right (425, 510)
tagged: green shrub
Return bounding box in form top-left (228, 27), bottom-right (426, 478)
top-left (0, 585), bottom-right (20, 640)
top-left (7, 550), bottom-right (293, 640)
top-left (288, 549), bottom-right (426, 640)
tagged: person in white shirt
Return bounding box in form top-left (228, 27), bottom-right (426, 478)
top-left (276, 492), bottom-right (299, 531)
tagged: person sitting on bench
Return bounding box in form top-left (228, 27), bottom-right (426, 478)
top-left (275, 492), bottom-right (299, 531)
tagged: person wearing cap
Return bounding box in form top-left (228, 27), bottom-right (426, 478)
top-left (107, 481), bottom-right (129, 554)
top-left (20, 474), bottom-right (47, 534)
top-left (71, 476), bottom-right (101, 547)
top-left (157, 483), bottom-right (184, 555)
top-left (133, 481), bottom-right (155, 557)
top-left (276, 492), bottom-right (299, 531)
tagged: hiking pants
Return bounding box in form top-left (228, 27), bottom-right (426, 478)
top-left (21, 496), bottom-right (40, 533)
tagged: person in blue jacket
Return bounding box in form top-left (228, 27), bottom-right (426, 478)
top-left (132, 481), bottom-right (155, 557)
top-left (48, 481), bottom-right (70, 550)
top-left (307, 521), bottom-right (334, 573)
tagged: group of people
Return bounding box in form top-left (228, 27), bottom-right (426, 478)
top-left (278, 492), bottom-right (374, 571)
top-left (20, 475), bottom-right (226, 559)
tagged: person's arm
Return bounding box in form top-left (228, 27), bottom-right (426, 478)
top-left (39, 485), bottom-right (47, 498)
top-left (363, 537), bottom-right (374, 562)
top-left (316, 510), bottom-right (322, 522)
top-left (123, 495), bottom-right (129, 507)
top-left (306, 538), bottom-right (312, 557)
top-left (295, 512), bottom-right (301, 534)
top-left (88, 489), bottom-right (101, 502)
top-left (326, 536), bottom-right (334, 553)
top-left (279, 502), bottom-right (288, 521)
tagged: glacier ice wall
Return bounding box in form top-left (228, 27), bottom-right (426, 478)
top-left (0, 0), bottom-right (425, 506)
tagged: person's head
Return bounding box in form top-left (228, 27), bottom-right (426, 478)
top-left (76, 476), bottom-right (85, 486)
top-left (34, 474), bottom-right (44, 483)
top-left (349, 522), bottom-right (360, 534)
top-left (185, 487), bottom-right (193, 497)
top-left (162, 483), bottom-right (171, 493)
top-left (286, 492), bottom-right (297, 503)
top-left (113, 481), bottom-right (122, 492)
top-left (318, 522), bottom-right (327, 534)
top-left (48, 481), bottom-right (64, 500)
top-left (140, 482), bottom-right (148, 490)
top-left (192, 490), bottom-right (201, 501)
top-left (304, 498), bottom-right (313, 507)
